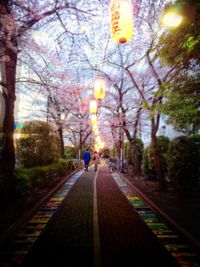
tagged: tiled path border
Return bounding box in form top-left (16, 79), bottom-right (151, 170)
top-left (112, 173), bottom-right (200, 267)
top-left (0, 170), bottom-right (83, 266)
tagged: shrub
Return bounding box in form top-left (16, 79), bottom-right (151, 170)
top-left (16, 120), bottom-right (62, 167)
top-left (136, 138), bottom-right (144, 164)
top-left (167, 135), bottom-right (199, 188)
top-left (143, 144), bottom-right (156, 178)
top-left (0, 173), bottom-right (11, 206)
top-left (191, 134), bottom-right (200, 182)
top-left (142, 136), bottom-right (170, 179)
top-left (157, 135), bottom-right (170, 175)
top-left (15, 159), bottom-right (74, 200)
top-left (124, 141), bottom-right (132, 165)
top-left (65, 146), bottom-right (77, 159)
top-left (124, 138), bottom-right (144, 167)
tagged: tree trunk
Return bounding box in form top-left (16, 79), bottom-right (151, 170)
top-left (0, 46), bottom-right (17, 201)
top-left (151, 120), bottom-right (166, 190)
top-left (58, 126), bottom-right (65, 158)
top-left (130, 139), bottom-right (142, 176)
top-left (123, 115), bottom-right (143, 176)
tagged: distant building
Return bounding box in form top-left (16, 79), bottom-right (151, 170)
top-left (141, 114), bottom-right (184, 148)
top-left (158, 114), bottom-right (183, 139)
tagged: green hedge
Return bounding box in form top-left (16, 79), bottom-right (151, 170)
top-left (167, 135), bottom-right (199, 188)
top-left (65, 146), bottom-right (77, 159)
top-left (124, 138), bottom-right (144, 166)
top-left (143, 136), bottom-right (170, 179)
top-left (14, 159), bottom-right (74, 200)
top-left (143, 144), bottom-right (155, 178)
top-left (16, 120), bottom-right (62, 167)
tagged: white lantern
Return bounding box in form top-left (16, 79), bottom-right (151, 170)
top-left (110, 0), bottom-right (134, 43)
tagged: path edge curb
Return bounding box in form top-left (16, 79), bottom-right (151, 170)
top-left (0, 168), bottom-right (80, 247)
top-left (121, 173), bottom-right (200, 254)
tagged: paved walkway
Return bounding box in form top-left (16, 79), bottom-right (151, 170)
top-left (1, 162), bottom-right (200, 267)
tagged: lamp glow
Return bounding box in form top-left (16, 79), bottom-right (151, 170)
top-left (162, 11), bottom-right (183, 27)
top-left (110, 0), bottom-right (134, 43)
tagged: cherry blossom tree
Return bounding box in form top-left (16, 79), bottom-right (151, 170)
top-left (0, 0), bottom-right (95, 174)
top-left (1, 0), bottom-right (187, 194)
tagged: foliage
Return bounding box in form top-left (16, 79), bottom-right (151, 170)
top-left (143, 136), bottom-right (170, 178)
top-left (158, 0), bottom-right (200, 67)
top-left (157, 1), bottom-right (200, 134)
top-left (124, 142), bottom-right (132, 165)
top-left (125, 138), bottom-right (144, 165)
top-left (143, 144), bottom-right (155, 178)
top-left (0, 172), bottom-right (11, 208)
top-left (190, 134), bottom-right (200, 180)
top-left (136, 138), bottom-right (144, 163)
top-left (162, 74), bottom-right (200, 133)
top-left (166, 135), bottom-right (199, 187)
top-left (64, 146), bottom-right (77, 159)
top-left (14, 159), bottom-right (74, 201)
top-left (16, 120), bottom-right (61, 167)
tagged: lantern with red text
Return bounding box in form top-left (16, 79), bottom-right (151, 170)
top-left (110, 0), bottom-right (134, 44)
top-left (94, 78), bottom-right (106, 100)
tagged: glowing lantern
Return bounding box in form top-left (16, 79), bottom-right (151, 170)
top-left (94, 78), bottom-right (106, 100)
top-left (92, 125), bottom-right (99, 135)
top-left (89, 100), bottom-right (98, 114)
top-left (110, 0), bottom-right (134, 44)
top-left (91, 114), bottom-right (97, 125)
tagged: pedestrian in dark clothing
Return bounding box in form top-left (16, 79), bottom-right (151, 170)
top-left (83, 148), bottom-right (91, 171)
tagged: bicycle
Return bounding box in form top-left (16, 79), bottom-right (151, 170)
top-left (107, 158), bottom-right (129, 174)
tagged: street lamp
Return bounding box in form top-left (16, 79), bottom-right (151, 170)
top-left (162, 10), bottom-right (183, 27)
top-left (161, 4), bottom-right (183, 28)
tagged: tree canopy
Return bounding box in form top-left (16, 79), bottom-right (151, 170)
top-left (157, 0), bottom-right (200, 133)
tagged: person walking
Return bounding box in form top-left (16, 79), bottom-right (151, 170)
top-left (83, 148), bottom-right (91, 171)
top-left (93, 150), bottom-right (100, 172)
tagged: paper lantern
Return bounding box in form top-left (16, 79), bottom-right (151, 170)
top-left (110, 0), bottom-right (134, 43)
top-left (94, 78), bottom-right (106, 100)
top-left (89, 100), bottom-right (98, 114)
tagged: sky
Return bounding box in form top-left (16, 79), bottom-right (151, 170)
top-left (1, 0), bottom-right (180, 147)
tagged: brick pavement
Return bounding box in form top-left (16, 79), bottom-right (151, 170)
top-left (97, 166), bottom-right (179, 267)
top-left (20, 170), bottom-right (94, 267)
top-left (1, 164), bottom-right (190, 267)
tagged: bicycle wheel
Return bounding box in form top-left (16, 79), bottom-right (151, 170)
top-left (121, 167), bottom-right (128, 174)
top-left (109, 166), bottom-right (116, 173)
